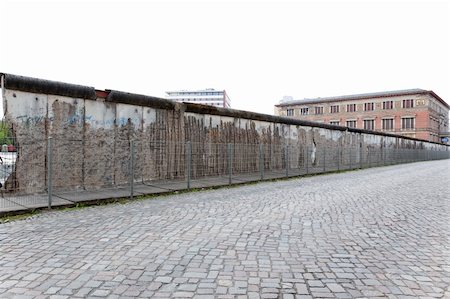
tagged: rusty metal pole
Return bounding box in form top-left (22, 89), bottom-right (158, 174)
top-left (349, 146), bottom-right (352, 170)
top-left (285, 145), bottom-right (289, 177)
top-left (47, 137), bottom-right (53, 209)
top-left (186, 141), bottom-right (191, 190)
top-left (337, 144), bottom-right (340, 171)
top-left (227, 143), bottom-right (232, 185)
top-left (259, 143), bottom-right (264, 180)
top-left (305, 145), bottom-right (309, 175)
top-left (129, 140), bottom-right (135, 200)
top-left (360, 144), bottom-right (363, 169)
top-left (323, 146), bottom-right (326, 173)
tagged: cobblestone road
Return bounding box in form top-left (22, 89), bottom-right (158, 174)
top-left (1, 160), bottom-right (449, 299)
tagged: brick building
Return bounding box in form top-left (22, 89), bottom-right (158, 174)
top-left (274, 89), bottom-right (450, 143)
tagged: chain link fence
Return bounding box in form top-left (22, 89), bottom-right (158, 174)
top-left (1, 138), bottom-right (449, 213)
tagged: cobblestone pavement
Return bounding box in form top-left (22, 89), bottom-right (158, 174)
top-left (1, 160), bottom-right (449, 299)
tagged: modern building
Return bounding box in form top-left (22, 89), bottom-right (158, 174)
top-left (166, 89), bottom-right (231, 108)
top-left (275, 89), bottom-right (450, 143)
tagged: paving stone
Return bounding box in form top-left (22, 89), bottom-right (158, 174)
top-left (218, 280), bottom-right (233, 287)
top-left (327, 283), bottom-right (345, 293)
top-left (44, 287), bottom-right (61, 295)
top-left (91, 289), bottom-right (110, 297)
top-left (196, 288), bottom-right (214, 294)
top-left (178, 284), bottom-right (197, 292)
top-left (155, 276), bottom-right (173, 284)
top-left (172, 291), bottom-right (195, 298)
top-left (307, 280), bottom-right (324, 287)
top-left (248, 292), bottom-right (260, 299)
top-left (215, 286), bottom-right (228, 294)
top-left (261, 294), bottom-right (278, 299)
top-left (295, 283), bottom-right (309, 295)
top-left (229, 287), bottom-right (247, 295)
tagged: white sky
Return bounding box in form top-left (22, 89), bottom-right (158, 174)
top-left (1, 0), bottom-right (449, 116)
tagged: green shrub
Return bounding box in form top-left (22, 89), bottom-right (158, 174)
top-left (0, 120), bottom-right (13, 145)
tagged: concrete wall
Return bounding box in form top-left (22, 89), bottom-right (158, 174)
top-left (1, 74), bottom-right (448, 194)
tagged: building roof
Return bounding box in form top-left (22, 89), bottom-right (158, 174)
top-left (276, 89), bottom-right (450, 109)
top-left (166, 89), bottom-right (224, 95)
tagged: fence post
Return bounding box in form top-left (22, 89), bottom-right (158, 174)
top-left (259, 143), bottom-right (264, 180)
top-left (368, 147), bottom-right (371, 168)
top-left (360, 144), bottom-right (363, 169)
top-left (270, 143), bottom-right (273, 171)
top-left (129, 140), bottom-right (135, 200)
top-left (323, 146), bottom-right (326, 173)
top-left (349, 146), bottom-right (352, 170)
top-left (47, 137), bottom-right (53, 209)
top-left (227, 143), bottom-right (232, 185)
top-left (337, 144), bottom-right (340, 171)
top-left (285, 145), bottom-right (289, 177)
top-left (186, 141), bottom-right (192, 189)
top-left (305, 145), bottom-right (309, 175)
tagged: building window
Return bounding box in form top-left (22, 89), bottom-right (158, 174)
top-left (287, 109), bottom-right (294, 116)
top-left (382, 118), bottom-right (394, 131)
top-left (330, 121), bottom-right (340, 126)
top-left (346, 120), bottom-right (357, 128)
top-left (363, 119), bottom-right (375, 130)
top-left (347, 104), bottom-right (356, 112)
top-left (364, 102), bottom-right (374, 111)
top-left (383, 101), bottom-right (393, 109)
top-left (402, 117), bottom-right (415, 130)
top-left (403, 99), bottom-right (414, 108)
top-left (315, 106), bottom-right (324, 115)
top-left (330, 105), bottom-right (340, 113)
top-left (300, 108), bottom-right (309, 115)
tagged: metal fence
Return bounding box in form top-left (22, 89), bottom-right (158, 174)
top-left (1, 138), bottom-right (449, 212)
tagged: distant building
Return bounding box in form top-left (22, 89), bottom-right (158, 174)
top-left (274, 89), bottom-right (450, 143)
top-left (166, 89), bottom-right (231, 108)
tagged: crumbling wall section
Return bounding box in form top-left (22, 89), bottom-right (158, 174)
top-left (48, 95), bottom-right (85, 191)
top-left (3, 89), bottom-right (47, 194)
top-left (84, 99), bottom-right (116, 189)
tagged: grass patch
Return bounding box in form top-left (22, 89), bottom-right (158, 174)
top-left (0, 210), bottom-right (39, 223)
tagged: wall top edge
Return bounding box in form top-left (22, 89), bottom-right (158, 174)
top-left (184, 103), bottom-right (347, 131)
top-left (105, 90), bottom-right (176, 110)
top-left (2, 73), bottom-right (97, 100)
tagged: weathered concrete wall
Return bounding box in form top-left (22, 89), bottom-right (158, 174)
top-left (3, 89), bottom-right (47, 194)
top-left (84, 100), bottom-right (116, 189)
top-left (48, 95), bottom-right (85, 190)
top-left (1, 74), bottom-right (448, 194)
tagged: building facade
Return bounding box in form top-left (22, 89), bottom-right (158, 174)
top-left (275, 89), bottom-right (450, 143)
top-left (166, 89), bottom-right (231, 108)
